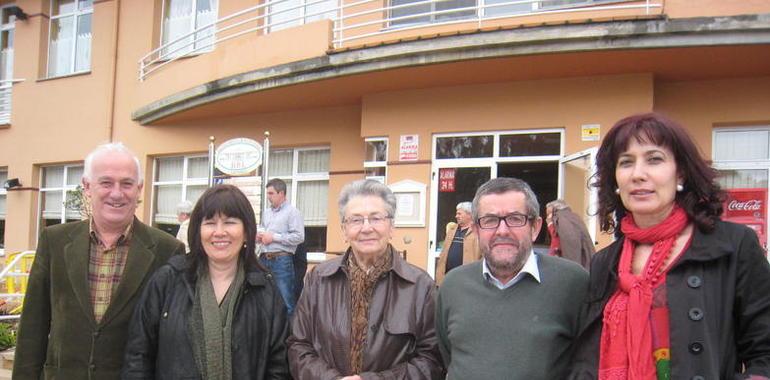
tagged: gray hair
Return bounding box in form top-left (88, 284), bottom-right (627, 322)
top-left (456, 201), bottom-right (472, 214)
top-left (176, 200), bottom-right (194, 215)
top-left (546, 199), bottom-right (569, 211)
top-left (471, 177), bottom-right (540, 221)
top-left (338, 179), bottom-right (397, 220)
top-left (83, 142), bottom-right (143, 184)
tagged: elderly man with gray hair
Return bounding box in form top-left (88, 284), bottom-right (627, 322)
top-left (175, 200), bottom-right (194, 253)
top-left (435, 201), bottom-right (481, 286)
top-left (13, 142), bottom-right (184, 380)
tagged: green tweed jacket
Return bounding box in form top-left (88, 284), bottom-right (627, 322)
top-left (12, 218), bottom-right (184, 380)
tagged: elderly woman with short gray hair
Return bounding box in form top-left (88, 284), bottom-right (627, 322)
top-left (288, 179), bottom-right (444, 380)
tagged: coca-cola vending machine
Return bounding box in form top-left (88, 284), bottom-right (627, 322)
top-left (723, 188), bottom-right (767, 252)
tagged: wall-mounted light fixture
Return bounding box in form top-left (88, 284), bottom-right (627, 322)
top-left (3, 178), bottom-right (21, 190)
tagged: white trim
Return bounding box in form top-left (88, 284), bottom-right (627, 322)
top-left (389, 179), bottom-right (427, 227)
top-left (558, 147), bottom-right (598, 243)
top-left (151, 154), bottom-right (209, 225)
top-left (364, 137), bottom-right (388, 183)
top-left (37, 163), bottom-right (84, 239)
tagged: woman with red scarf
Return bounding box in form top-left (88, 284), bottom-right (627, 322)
top-left (569, 113), bottom-right (770, 379)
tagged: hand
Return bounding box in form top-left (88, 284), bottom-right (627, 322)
top-left (340, 376), bottom-right (363, 380)
top-left (260, 231), bottom-right (274, 245)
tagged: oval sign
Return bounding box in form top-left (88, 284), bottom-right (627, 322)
top-left (215, 138), bottom-right (263, 176)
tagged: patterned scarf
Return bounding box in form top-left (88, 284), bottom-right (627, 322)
top-left (348, 248), bottom-right (393, 374)
top-left (599, 206), bottom-right (688, 380)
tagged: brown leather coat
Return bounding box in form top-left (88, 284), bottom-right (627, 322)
top-left (435, 222), bottom-right (481, 286)
top-left (287, 245), bottom-right (444, 380)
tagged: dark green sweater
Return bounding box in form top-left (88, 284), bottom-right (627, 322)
top-left (436, 254), bottom-right (588, 380)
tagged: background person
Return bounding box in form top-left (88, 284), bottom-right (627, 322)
top-left (122, 184), bottom-right (290, 379)
top-left (436, 177), bottom-right (588, 379)
top-left (435, 201), bottom-right (481, 286)
top-left (176, 200), bottom-right (193, 253)
top-left (569, 113), bottom-right (770, 379)
top-left (13, 143), bottom-right (185, 380)
top-left (545, 199), bottom-right (595, 269)
top-left (288, 179), bottom-right (444, 380)
top-left (258, 178), bottom-right (304, 316)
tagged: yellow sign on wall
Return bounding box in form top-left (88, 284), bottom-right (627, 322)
top-left (582, 124), bottom-right (600, 141)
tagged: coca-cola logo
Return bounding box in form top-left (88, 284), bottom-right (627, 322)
top-left (728, 199), bottom-right (763, 211)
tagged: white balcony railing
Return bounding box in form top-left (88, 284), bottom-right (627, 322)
top-left (0, 79), bottom-right (23, 125)
top-left (139, 0), bottom-right (660, 80)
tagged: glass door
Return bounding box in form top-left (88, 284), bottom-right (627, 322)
top-left (558, 148), bottom-right (598, 244)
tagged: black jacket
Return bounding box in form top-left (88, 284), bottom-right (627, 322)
top-left (121, 255), bottom-right (290, 379)
top-left (570, 220), bottom-right (770, 379)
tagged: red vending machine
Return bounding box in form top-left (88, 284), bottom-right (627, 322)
top-left (722, 188), bottom-right (767, 253)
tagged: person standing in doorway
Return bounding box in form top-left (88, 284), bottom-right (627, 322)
top-left (545, 199), bottom-right (595, 269)
top-left (258, 178), bottom-right (305, 316)
top-left (175, 200), bottom-right (193, 253)
top-left (435, 202), bottom-right (481, 286)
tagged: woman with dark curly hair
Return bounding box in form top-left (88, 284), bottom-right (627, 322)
top-left (569, 113), bottom-right (770, 379)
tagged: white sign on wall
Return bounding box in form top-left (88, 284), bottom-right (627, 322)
top-left (215, 138), bottom-right (263, 176)
top-left (399, 134), bottom-right (419, 161)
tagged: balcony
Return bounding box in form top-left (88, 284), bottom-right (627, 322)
top-left (139, 0), bottom-right (661, 80)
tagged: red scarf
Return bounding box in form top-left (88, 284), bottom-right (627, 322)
top-left (598, 206), bottom-right (688, 380)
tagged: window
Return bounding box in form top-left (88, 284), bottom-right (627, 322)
top-left (0, 168), bottom-right (6, 251)
top-left (390, 0), bottom-right (476, 27)
top-left (161, 0), bottom-right (218, 59)
top-left (152, 155), bottom-right (209, 235)
top-left (268, 0), bottom-right (337, 32)
top-left (39, 164), bottom-right (84, 229)
top-left (48, 0), bottom-right (92, 77)
top-left (268, 147), bottom-right (329, 255)
top-left (364, 138), bottom-right (387, 183)
top-left (0, 5), bottom-right (15, 81)
top-left (713, 127), bottom-right (770, 251)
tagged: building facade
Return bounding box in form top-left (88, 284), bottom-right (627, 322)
top-left (1, 0), bottom-right (769, 274)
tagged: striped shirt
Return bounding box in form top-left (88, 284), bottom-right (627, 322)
top-left (88, 220), bottom-right (133, 323)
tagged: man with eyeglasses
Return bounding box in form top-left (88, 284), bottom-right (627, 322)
top-left (435, 177), bottom-right (588, 379)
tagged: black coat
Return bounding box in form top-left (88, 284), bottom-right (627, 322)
top-left (570, 220), bottom-right (770, 379)
top-left (122, 255), bottom-right (290, 380)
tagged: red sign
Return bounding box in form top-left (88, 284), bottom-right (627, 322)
top-left (723, 188), bottom-right (767, 250)
top-left (439, 168), bottom-right (456, 192)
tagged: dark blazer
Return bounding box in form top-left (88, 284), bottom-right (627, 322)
top-left (569, 220), bottom-right (770, 379)
top-left (122, 254), bottom-right (290, 379)
top-left (13, 219), bottom-right (184, 380)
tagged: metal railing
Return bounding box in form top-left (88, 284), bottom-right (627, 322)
top-left (0, 250), bottom-right (35, 320)
top-left (0, 79), bottom-right (23, 125)
top-left (139, 0), bottom-right (660, 80)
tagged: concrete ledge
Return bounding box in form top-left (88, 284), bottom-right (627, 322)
top-left (133, 13), bottom-right (770, 125)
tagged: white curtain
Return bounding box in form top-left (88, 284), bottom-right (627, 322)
top-left (194, 7), bottom-right (216, 50)
top-left (48, 17), bottom-right (75, 77)
top-left (269, 0), bottom-right (302, 31)
top-left (43, 167), bottom-right (65, 189)
top-left (74, 14), bottom-right (92, 72)
top-left (187, 156), bottom-right (209, 179)
top-left (154, 185), bottom-right (182, 224)
top-left (163, 0), bottom-right (194, 58)
top-left (714, 130), bottom-right (770, 161)
top-left (42, 191), bottom-right (63, 220)
top-left (296, 180), bottom-right (328, 226)
top-left (65, 190), bottom-right (81, 220)
top-left (298, 149), bottom-right (329, 173)
top-left (305, 0), bottom-right (338, 23)
top-left (157, 157), bottom-right (184, 182)
top-left (269, 150), bottom-right (293, 177)
top-left (717, 169), bottom-right (768, 189)
top-left (67, 166), bottom-right (84, 186)
top-left (186, 185), bottom-right (207, 205)
top-left (1, 47), bottom-right (12, 81)
top-left (0, 194), bottom-right (5, 219)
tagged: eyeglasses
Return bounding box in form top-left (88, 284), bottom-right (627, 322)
top-left (343, 214), bottom-right (392, 228)
top-left (477, 213), bottom-right (531, 229)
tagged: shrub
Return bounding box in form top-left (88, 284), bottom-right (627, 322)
top-left (0, 323), bottom-right (15, 351)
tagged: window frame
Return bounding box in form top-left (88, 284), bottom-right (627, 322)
top-left (364, 137), bottom-right (388, 183)
top-left (159, 0), bottom-right (218, 58)
top-left (37, 163), bottom-right (84, 237)
top-left (151, 154), bottom-right (209, 226)
top-left (0, 4), bottom-right (15, 81)
top-left (47, 0), bottom-right (93, 77)
top-left (268, 146), bottom-right (330, 260)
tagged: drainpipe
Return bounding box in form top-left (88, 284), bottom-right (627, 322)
top-left (107, 0), bottom-right (121, 142)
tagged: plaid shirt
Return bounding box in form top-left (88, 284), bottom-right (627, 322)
top-left (88, 220), bottom-right (133, 323)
